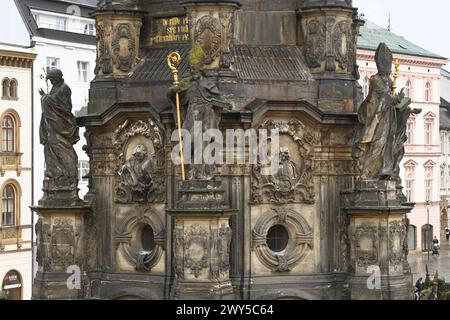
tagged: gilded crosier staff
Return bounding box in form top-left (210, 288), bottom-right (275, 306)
top-left (167, 52), bottom-right (186, 181)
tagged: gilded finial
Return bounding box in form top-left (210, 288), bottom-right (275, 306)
top-left (392, 58), bottom-right (400, 95)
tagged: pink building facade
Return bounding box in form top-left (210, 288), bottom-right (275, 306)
top-left (357, 22), bottom-right (448, 251)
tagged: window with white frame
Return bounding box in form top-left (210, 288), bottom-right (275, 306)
top-left (424, 113), bottom-right (435, 146)
top-left (425, 82), bottom-right (431, 102)
top-left (404, 161), bottom-right (416, 203)
top-left (363, 76), bottom-right (369, 98)
top-left (77, 61), bottom-right (89, 83)
top-left (84, 23), bottom-right (95, 36)
top-left (78, 160), bottom-right (89, 182)
top-left (424, 161), bottom-right (435, 203)
top-left (406, 117), bottom-right (415, 145)
top-left (442, 134), bottom-right (446, 154)
top-left (56, 18), bottom-right (67, 31)
top-left (441, 166), bottom-right (446, 189)
top-left (405, 80), bottom-right (411, 98)
top-left (46, 57), bottom-right (60, 73)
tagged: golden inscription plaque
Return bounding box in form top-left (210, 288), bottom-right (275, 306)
top-left (151, 16), bottom-right (190, 44)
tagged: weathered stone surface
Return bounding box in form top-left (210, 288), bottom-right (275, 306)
top-left (34, 0), bottom-right (414, 301)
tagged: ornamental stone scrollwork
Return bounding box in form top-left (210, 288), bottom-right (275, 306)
top-left (194, 15), bottom-right (222, 65)
top-left (111, 23), bottom-right (138, 72)
top-left (211, 223), bottom-right (232, 279)
top-left (252, 119), bottom-right (317, 204)
top-left (252, 208), bottom-right (313, 273)
top-left (304, 20), bottom-right (326, 68)
top-left (115, 210), bottom-right (165, 272)
top-left (51, 219), bottom-right (76, 269)
top-left (184, 224), bottom-right (210, 278)
top-left (112, 119), bottom-right (165, 204)
top-left (332, 21), bottom-right (354, 73)
top-left (352, 224), bottom-right (378, 269)
top-left (95, 23), bottom-right (112, 75)
top-left (388, 220), bottom-right (406, 271)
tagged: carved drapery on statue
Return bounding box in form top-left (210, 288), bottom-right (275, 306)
top-left (352, 43), bottom-right (414, 182)
top-left (112, 119), bottom-right (165, 204)
top-left (251, 119), bottom-right (317, 204)
top-left (39, 69), bottom-right (79, 189)
top-left (167, 45), bottom-right (232, 180)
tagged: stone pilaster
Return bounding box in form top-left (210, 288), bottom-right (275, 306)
top-left (344, 181), bottom-right (414, 300)
top-left (168, 180), bottom-right (237, 300)
top-left (31, 206), bottom-right (91, 300)
top-left (298, 0), bottom-right (364, 112)
top-left (181, 0), bottom-right (241, 74)
top-left (91, 3), bottom-right (145, 77)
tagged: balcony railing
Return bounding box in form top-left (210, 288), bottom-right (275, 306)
top-left (0, 225), bottom-right (32, 251)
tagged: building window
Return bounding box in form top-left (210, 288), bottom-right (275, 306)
top-left (2, 116), bottom-right (15, 152)
top-left (9, 79), bottom-right (17, 99)
top-left (84, 23), bottom-right (95, 36)
top-left (2, 78), bottom-right (10, 99)
top-left (424, 161), bottom-right (435, 203)
top-left (404, 161), bottom-right (416, 203)
top-left (55, 18), bottom-right (67, 31)
top-left (363, 76), bottom-right (369, 98)
top-left (266, 225), bottom-right (289, 252)
top-left (1, 185), bottom-right (16, 226)
top-left (441, 135), bottom-right (445, 154)
top-left (46, 57), bottom-right (60, 73)
top-left (77, 61), bottom-right (89, 83)
top-left (441, 166), bottom-right (446, 189)
top-left (424, 113), bottom-right (435, 146)
top-left (425, 82), bottom-right (431, 102)
top-left (405, 80), bottom-right (411, 98)
top-left (406, 119), bottom-right (415, 145)
top-left (78, 160), bottom-right (89, 182)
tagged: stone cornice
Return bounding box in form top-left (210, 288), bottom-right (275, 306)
top-left (0, 49), bottom-right (36, 69)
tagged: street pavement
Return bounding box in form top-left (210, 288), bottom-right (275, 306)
top-left (409, 241), bottom-right (450, 283)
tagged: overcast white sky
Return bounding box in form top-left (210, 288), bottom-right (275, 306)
top-left (354, 0), bottom-right (450, 70)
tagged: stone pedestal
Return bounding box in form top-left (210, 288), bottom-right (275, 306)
top-left (31, 206), bottom-right (90, 300)
top-left (168, 179), bottom-right (237, 300)
top-left (344, 180), bottom-right (414, 300)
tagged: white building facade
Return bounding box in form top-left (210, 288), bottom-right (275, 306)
top-left (357, 21), bottom-right (448, 252)
top-left (0, 44), bottom-right (36, 300)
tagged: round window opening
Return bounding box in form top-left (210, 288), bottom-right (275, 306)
top-left (266, 225), bottom-right (289, 252)
top-left (141, 225), bottom-right (155, 252)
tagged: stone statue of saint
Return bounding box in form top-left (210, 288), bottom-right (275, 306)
top-left (352, 43), bottom-right (411, 181)
top-left (116, 144), bottom-right (154, 203)
top-left (39, 69), bottom-right (79, 187)
top-left (274, 147), bottom-right (298, 190)
top-left (167, 45), bottom-right (231, 180)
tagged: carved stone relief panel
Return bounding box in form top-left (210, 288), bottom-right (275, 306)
top-left (115, 209), bottom-right (165, 272)
top-left (303, 20), bottom-right (326, 69)
top-left (252, 208), bottom-right (313, 273)
top-left (388, 220), bottom-right (406, 272)
top-left (252, 119), bottom-right (318, 204)
top-left (111, 23), bottom-right (138, 72)
top-left (51, 218), bottom-right (76, 270)
top-left (351, 224), bottom-right (379, 269)
top-left (194, 15), bottom-right (222, 65)
top-left (112, 119), bottom-right (165, 204)
top-left (184, 224), bottom-right (210, 278)
top-left (332, 20), bottom-right (354, 73)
